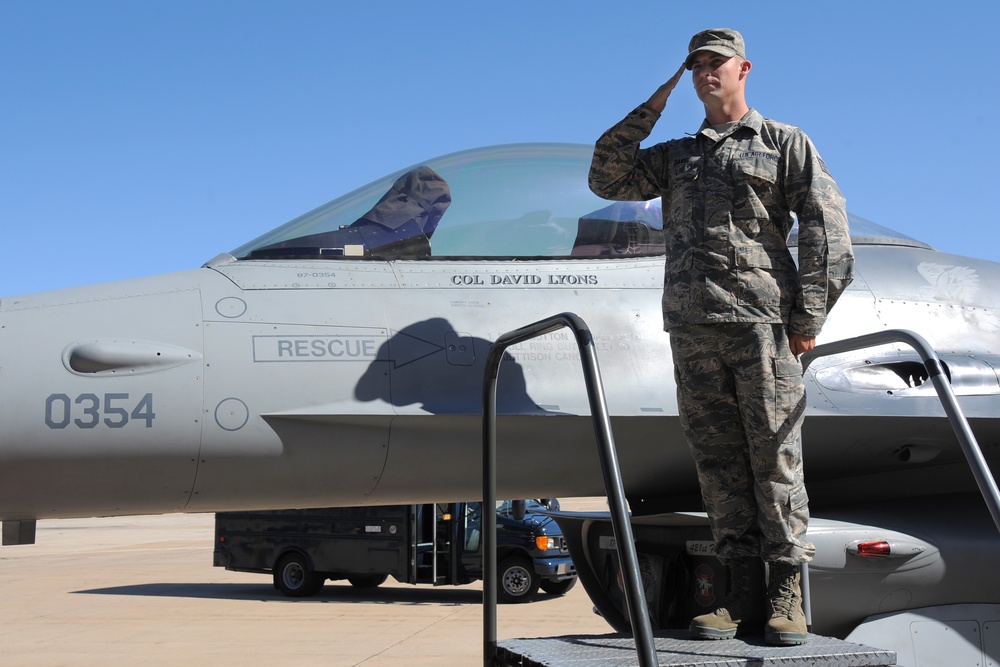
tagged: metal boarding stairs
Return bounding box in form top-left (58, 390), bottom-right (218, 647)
top-left (481, 314), bottom-right (1000, 667)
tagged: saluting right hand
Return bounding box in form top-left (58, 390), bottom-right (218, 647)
top-left (645, 63), bottom-right (687, 113)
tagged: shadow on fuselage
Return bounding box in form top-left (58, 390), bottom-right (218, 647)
top-left (354, 317), bottom-right (548, 415)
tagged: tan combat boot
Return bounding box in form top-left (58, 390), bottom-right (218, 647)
top-left (689, 558), bottom-right (765, 640)
top-left (765, 561), bottom-right (808, 645)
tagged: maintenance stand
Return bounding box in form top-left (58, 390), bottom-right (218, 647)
top-left (483, 314), bottom-right (896, 667)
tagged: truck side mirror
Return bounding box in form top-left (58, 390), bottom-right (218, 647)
top-left (512, 500), bottom-right (526, 520)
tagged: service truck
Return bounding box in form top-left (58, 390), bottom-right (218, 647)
top-left (213, 499), bottom-right (576, 603)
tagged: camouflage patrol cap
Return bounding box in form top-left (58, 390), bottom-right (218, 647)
top-left (684, 28), bottom-right (746, 70)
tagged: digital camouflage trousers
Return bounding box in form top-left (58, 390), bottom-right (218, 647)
top-left (669, 322), bottom-right (815, 564)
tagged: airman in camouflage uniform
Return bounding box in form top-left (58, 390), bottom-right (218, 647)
top-left (589, 28), bottom-right (854, 645)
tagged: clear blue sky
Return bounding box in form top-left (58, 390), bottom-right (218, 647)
top-left (2, 1), bottom-right (996, 296)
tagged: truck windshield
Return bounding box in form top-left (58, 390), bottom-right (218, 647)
top-left (496, 500), bottom-right (550, 515)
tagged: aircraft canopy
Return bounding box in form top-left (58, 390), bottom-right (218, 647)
top-left (231, 144), bottom-right (930, 261)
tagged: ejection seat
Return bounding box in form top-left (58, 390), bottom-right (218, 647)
top-left (249, 165), bottom-right (451, 259)
top-left (570, 200), bottom-right (665, 256)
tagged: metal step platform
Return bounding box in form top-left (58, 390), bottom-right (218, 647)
top-left (497, 632), bottom-right (895, 666)
top-left (483, 317), bottom-right (932, 667)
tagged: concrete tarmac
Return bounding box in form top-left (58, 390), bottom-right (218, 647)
top-left (0, 499), bottom-right (613, 666)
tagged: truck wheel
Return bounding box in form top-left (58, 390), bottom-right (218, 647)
top-left (348, 574), bottom-right (388, 588)
top-left (273, 552), bottom-right (324, 597)
top-left (498, 556), bottom-right (540, 603)
top-left (540, 578), bottom-right (577, 596)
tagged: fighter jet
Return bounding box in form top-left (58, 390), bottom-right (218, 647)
top-left (1, 143), bottom-right (998, 662)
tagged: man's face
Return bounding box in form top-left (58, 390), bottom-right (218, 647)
top-left (689, 51), bottom-right (747, 104)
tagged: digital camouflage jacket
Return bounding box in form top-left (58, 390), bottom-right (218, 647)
top-left (589, 105), bottom-right (854, 336)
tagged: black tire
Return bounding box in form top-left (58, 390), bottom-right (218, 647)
top-left (273, 552), bottom-right (324, 597)
top-left (540, 577), bottom-right (577, 596)
top-left (498, 556), bottom-right (540, 603)
top-left (348, 573), bottom-right (388, 588)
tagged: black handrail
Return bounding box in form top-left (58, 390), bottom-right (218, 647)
top-left (801, 329), bottom-right (1000, 533)
top-left (798, 329), bottom-right (1000, 630)
top-left (482, 312), bottom-right (658, 667)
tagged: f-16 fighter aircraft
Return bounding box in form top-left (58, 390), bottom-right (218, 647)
top-left (1, 144), bottom-right (998, 664)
